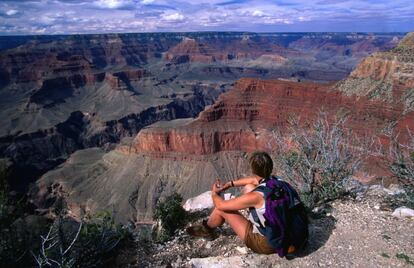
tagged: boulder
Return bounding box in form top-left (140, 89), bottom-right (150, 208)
top-left (391, 206), bottom-right (414, 218)
top-left (183, 191), bottom-right (214, 212)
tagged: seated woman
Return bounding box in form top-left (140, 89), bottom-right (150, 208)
top-left (187, 151), bottom-right (278, 254)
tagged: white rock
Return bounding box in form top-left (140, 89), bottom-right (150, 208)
top-left (384, 184), bottom-right (406, 195)
top-left (189, 255), bottom-right (277, 268)
top-left (235, 246), bottom-right (248, 254)
top-left (183, 191), bottom-right (214, 212)
top-left (189, 256), bottom-right (246, 268)
top-left (205, 241), bottom-right (212, 249)
top-left (392, 206), bottom-right (414, 218)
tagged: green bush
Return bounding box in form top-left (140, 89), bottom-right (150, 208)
top-left (153, 193), bottom-right (187, 242)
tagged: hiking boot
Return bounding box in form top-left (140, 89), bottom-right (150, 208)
top-left (186, 220), bottom-right (217, 240)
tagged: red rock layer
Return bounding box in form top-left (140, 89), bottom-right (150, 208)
top-left (130, 78), bottom-right (413, 157)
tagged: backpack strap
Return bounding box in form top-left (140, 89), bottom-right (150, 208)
top-left (249, 177), bottom-right (285, 230)
top-left (249, 207), bottom-right (266, 236)
top-left (255, 185), bottom-right (272, 198)
top-left (249, 183), bottom-right (272, 235)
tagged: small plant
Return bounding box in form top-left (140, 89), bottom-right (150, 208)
top-left (384, 128), bottom-right (414, 209)
top-left (271, 111), bottom-right (373, 209)
top-left (381, 253), bottom-right (390, 258)
top-left (0, 161), bottom-right (11, 225)
top-left (396, 253), bottom-right (414, 266)
top-left (153, 193), bottom-right (187, 242)
top-left (382, 234), bottom-right (391, 241)
top-left (388, 131), bottom-right (414, 183)
top-left (32, 211), bottom-right (128, 268)
top-left (0, 161), bottom-right (33, 266)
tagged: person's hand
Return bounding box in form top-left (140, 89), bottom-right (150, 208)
top-left (219, 182), bottom-right (231, 192)
top-left (212, 178), bottom-right (222, 194)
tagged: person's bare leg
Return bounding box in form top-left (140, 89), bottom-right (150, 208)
top-left (206, 208), bottom-right (225, 228)
top-left (206, 208), bottom-right (249, 241)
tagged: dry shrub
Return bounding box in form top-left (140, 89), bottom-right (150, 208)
top-left (271, 111), bottom-right (374, 209)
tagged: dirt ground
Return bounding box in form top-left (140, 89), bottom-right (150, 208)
top-left (127, 186), bottom-right (414, 268)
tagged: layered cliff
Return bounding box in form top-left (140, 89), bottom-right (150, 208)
top-left (2, 32), bottom-right (406, 223)
top-left (1, 32), bottom-right (402, 187)
top-left (31, 74), bottom-right (413, 223)
top-left (335, 32), bottom-right (414, 113)
top-left (164, 36), bottom-right (295, 64)
top-left (32, 71), bottom-right (413, 223)
top-left (131, 77), bottom-right (412, 158)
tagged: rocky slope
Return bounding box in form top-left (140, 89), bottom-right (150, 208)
top-left (29, 32), bottom-right (414, 224)
top-left (335, 32), bottom-right (414, 113)
top-left (129, 185), bottom-right (414, 267)
top-left (31, 73), bottom-right (413, 223)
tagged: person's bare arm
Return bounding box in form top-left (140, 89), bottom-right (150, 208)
top-left (211, 180), bottom-right (262, 211)
top-left (232, 177), bottom-right (259, 187)
top-left (219, 176), bottom-right (258, 192)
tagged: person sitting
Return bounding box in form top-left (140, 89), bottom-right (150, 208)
top-left (187, 151), bottom-right (282, 254)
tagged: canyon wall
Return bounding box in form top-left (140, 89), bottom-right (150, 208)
top-left (30, 32), bottom-right (414, 223)
top-left (1, 32), bottom-right (402, 188)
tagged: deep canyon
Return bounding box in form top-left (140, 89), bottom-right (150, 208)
top-left (0, 32), bottom-right (412, 223)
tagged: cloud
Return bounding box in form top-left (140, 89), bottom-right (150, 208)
top-left (6, 9), bottom-right (18, 16)
top-left (0, 0), bottom-right (413, 34)
top-left (252, 10), bottom-right (264, 17)
top-left (93, 0), bottom-right (136, 9)
top-left (161, 12), bottom-right (184, 22)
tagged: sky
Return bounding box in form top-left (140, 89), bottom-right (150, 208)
top-left (0, 0), bottom-right (413, 35)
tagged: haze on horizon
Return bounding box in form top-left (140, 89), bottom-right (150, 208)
top-left (0, 0), bottom-right (413, 36)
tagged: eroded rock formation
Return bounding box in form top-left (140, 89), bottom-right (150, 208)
top-left (335, 32), bottom-right (414, 114)
top-left (30, 32), bottom-right (414, 223)
top-left (1, 32), bottom-right (409, 223)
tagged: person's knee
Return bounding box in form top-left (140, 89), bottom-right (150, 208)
top-left (213, 207), bottom-right (225, 215)
top-left (213, 208), bottom-right (234, 217)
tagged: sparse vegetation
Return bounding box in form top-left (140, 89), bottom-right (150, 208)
top-left (0, 160), bottom-right (13, 224)
top-left (153, 193), bottom-right (188, 242)
top-left (271, 112), bottom-right (373, 209)
top-left (385, 129), bottom-right (414, 208)
top-left (388, 131), bottom-right (414, 183)
top-left (382, 234), bottom-right (392, 241)
top-left (32, 210), bottom-right (129, 268)
top-left (396, 253), bottom-right (414, 266)
top-left (0, 161), bottom-right (130, 268)
top-left (381, 253), bottom-right (390, 258)
top-left (0, 161), bottom-right (35, 266)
